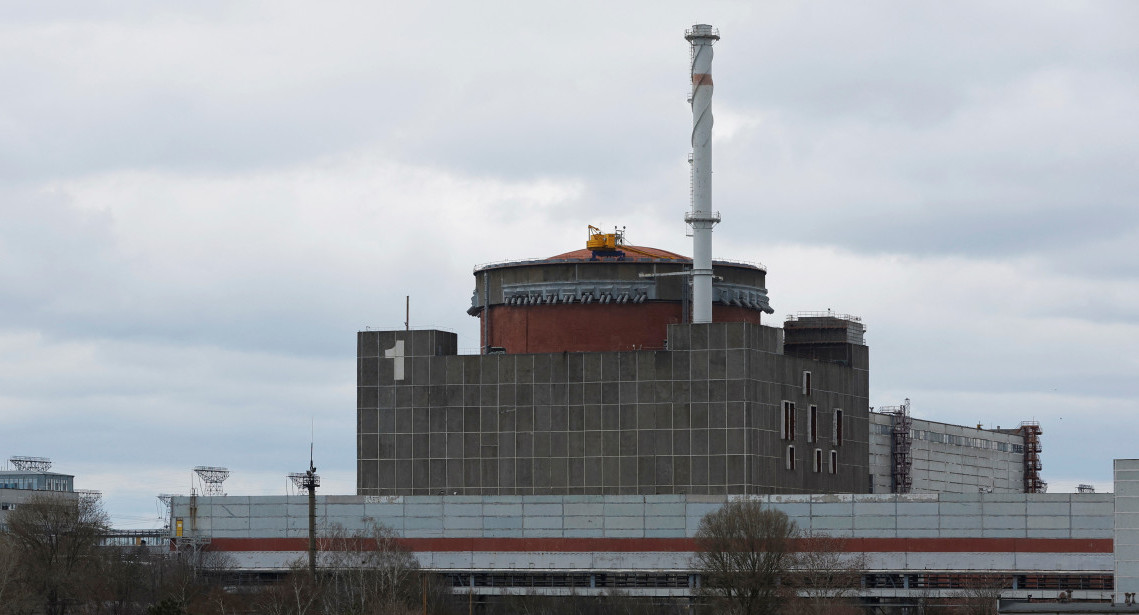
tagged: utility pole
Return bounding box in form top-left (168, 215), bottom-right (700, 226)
top-left (305, 458), bottom-right (317, 577)
top-left (289, 447), bottom-right (321, 578)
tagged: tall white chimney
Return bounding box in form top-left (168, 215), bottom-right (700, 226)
top-left (685, 24), bottom-right (721, 324)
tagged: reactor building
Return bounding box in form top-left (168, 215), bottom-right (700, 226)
top-left (357, 22), bottom-right (873, 498)
top-left (165, 22), bottom-right (1130, 608)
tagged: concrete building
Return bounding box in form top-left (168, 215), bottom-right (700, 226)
top-left (869, 410), bottom-right (1031, 494)
top-left (0, 463), bottom-right (76, 529)
top-left (170, 473), bottom-right (1129, 603)
top-left (358, 317), bottom-right (870, 497)
top-left (1115, 459), bottom-right (1139, 601)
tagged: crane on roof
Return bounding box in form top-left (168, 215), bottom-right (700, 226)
top-left (586, 225), bottom-right (681, 260)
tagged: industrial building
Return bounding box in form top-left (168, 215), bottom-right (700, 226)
top-left (0, 456), bottom-right (76, 529)
top-left (359, 317), bottom-right (869, 497)
top-left (160, 22), bottom-right (1139, 610)
top-left (353, 23), bottom-right (870, 500)
top-left (869, 401), bottom-right (1042, 495)
top-left (171, 462), bottom-right (1136, 604)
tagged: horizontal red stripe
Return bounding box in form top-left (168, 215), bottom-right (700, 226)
top-left (204, 537), bottom-right (1112, 555)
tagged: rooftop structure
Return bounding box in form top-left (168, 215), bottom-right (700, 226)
top-left (9, 455), bottom-right (52, 472)
top-left (0, 470), bottom-right (74, 493)
top-left (468, 245), bottom-right (772, 354)
top-left (783, 312), bottom-right (867, 366)
top-left (194, 466), bottom-right (230, 497)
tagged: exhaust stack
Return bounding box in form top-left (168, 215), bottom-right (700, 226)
top-left (685, 24), bottom-right (721, 324)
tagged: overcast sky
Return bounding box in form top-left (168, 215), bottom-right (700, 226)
top-left (2, 1), bottom-right (1137, 527)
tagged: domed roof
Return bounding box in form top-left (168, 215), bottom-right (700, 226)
top-left (547, 246), bottom-right (689, 261)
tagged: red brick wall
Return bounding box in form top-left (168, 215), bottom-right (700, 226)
top-left (480, 303), bottom-right (764, 353)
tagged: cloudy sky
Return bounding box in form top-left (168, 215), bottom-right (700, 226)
top-left (2, 1), bottom-right (1136, 527)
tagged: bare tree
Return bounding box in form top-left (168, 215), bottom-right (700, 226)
top-left (954, 574), bottom-right (1009, 615)
top-left (317, 522), bottom-right (423, 614)
top-left (255, 562), bottom-right (321, 615)
top-left (0, 533), bottom-right (33, 615)
top-left (785, 531), bottom-right (868, 615)
top-left (488, 591), bottom-right (680, 615)
top-left (86, 544), bottom-right (155, 615)
top-left (692, 500), bottom-right (798, 615)
top-left (4, 493), bottom-right (109, 615)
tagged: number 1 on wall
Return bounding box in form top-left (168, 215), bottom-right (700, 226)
top-left (384, 340), bottom-right (405, 381)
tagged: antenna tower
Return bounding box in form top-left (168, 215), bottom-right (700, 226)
top-left (10, 456), bottom-right (52, 472)
top-left (193, 466), bottom-right (230, 496)
top-left (289, 445), bottom-right (320, 577)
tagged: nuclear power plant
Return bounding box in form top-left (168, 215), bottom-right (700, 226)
top-left (161, 25), bottom-right (1139, 610)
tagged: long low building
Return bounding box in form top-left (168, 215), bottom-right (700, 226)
top-left (170, 469), bottom-right (1138, 604)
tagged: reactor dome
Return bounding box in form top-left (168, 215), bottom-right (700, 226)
top-left (468, 231), bottom-right (773, 354)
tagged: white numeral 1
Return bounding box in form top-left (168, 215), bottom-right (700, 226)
top-left (384, 340), bottom-right (405, 381)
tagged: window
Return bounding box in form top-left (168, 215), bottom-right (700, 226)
top-left (814, 448), bottom-right (823, 473)
top-left (781, 401), bottom-right (796, 440)
top-left (802, 371), bottom-right (812, 395)
top-left (786, 445), bottom-right (796, 470)
top-left (830, 450), bottom-right (838, 474)
top-left (809, 405), bottom-right (818, 443)
top-left (832, 409), bottom-right (844, 445)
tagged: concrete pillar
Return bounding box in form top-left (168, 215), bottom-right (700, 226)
top-left (1115, 459), bottom-right (1139, 603)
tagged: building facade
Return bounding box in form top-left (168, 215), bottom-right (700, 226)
top-left (0, 468), bottom-right (76, 529)
top-left (170, 487), bottom-right (1120, 602)
top-left (869, 412), bottom-right (1028, 494)
top-left (357, 319), bottom-right (870, 497)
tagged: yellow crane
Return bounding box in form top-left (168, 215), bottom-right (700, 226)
top-left (586, 225), bottom-right (681, 259)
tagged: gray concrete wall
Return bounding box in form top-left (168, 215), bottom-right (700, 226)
top-left (170, 492), bottom-right (1113, 577)
top-left (0, 489), bottom-right (78, 530)
top-left (869, 413), bottom-right (1026, 493)
top-left (358, 323), bottom-right (870, 497)
top-left (172, 492), bottom-right (1113, 541)
top-left (1116, 459), bottom-right (1139, 603)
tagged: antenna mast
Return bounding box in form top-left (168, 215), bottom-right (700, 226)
top-left (193, 466), bottom-right (230, 497)
top-left (9, 456), bottom-right (52, 472)
top-left (289, 446), bottom-right (320, 578)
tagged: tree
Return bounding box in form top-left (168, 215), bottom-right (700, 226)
top-left (954, 574), bottom-right (1009, 615)
top-left (0, 533), bottom-right (34, 615)
top-left (489, 591), bottom-right (682, 615)
top-left (4, 493), bottom-right (109, 615)
top-left (692, 500), bottom-right (798, 615)
top-left (259, 522), bottom-right (449, 615)
top-left (318, 522), bottom-right (424, 614)
top-left (785, 531), bottom-right (868, 615)
top-left (87, 544), bottom-right (155, 615)
top-left (255, 561), bottom-right (321, 615)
